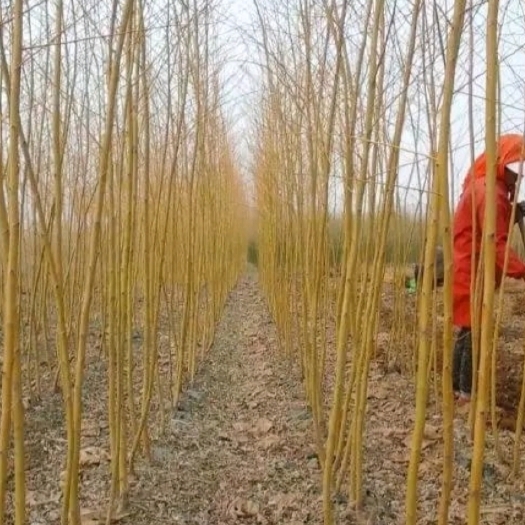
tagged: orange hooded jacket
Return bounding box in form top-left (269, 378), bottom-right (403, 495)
top-left (453, 134), bottom-right (525, 328)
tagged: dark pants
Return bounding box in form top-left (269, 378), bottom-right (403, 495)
top-left (453, 327), bottom-right (472, 394)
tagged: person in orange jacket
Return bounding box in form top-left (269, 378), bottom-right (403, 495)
top-left (452, 134), bottom-right (525, 404)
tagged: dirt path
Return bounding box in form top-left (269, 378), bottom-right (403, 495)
top-left (129, 270), bottom-right (323, 524)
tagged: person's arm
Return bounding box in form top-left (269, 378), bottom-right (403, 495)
top-left (475, 187), bottom-right (525, 279)
top-left (494, 192), bottom-right (525, 278)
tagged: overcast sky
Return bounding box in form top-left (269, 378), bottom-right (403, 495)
top-left (215, 0), bottom-right (525, 213)
top-left (11, 0), bottom-right (525, 218)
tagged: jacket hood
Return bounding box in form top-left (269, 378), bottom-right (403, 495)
top-left (462, 134), bottom-right (525, 191)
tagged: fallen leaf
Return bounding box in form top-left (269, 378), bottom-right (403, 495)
top-left (244, 500), bottom-right (259, 516)
top-left (27, 491), bottom-right (39, 507)
top-left (480, 506), bottom-right (510, 514)
top-left (249, 386), bottom-right (264, 399)
top-left (254, 418), bottom-right (273, 434)
top-left (380, 426), bottom-right (405, 439)
top-left (424, 424), bottom-right (441, 441)
top-left (403, 434), bottom-right (435, 450)
top-left (82, 420), bottom-right (100, 438)
top-left (80, 508), bottom-right (100, 525)
top-left (268, 492), bottom-right (300, 511)
top-left (259, 434), bottom-right (280, 449)
top-left (419, 458), bottom-right (441, 476)
top-left (382, 400), bottom-right (402, 414)
top-left (27, 490), bottom-right (60, 507)
top-left (59, 470), bottom-right (67, 490)
top-left (110, 510), bottom-right (131, 522)
top-left (22, 397), bottom-right (30, 410)
top-left (233, 421), bottom-right (250, 433)
top-left (81, 518), bottom-right (99, 525)
top-left (368, 385), bottom-right (389, 400)
top-left (229, 498), bottom-right (260, 518)
top-left (259, 368), bottom-right (272, 378)
top-left (80, 446), bottom-right (109, 466)
top-left (391, 451), bottom-right (410, 463)
top-left (80, 508), bottom-right (130, 524)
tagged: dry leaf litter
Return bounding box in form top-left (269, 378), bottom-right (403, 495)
top-left (9, 269), bottom-right (525, 523)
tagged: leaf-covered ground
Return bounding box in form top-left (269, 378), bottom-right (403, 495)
top-left (128, 270), bottom-right (325, 524)
top-left (19, 270), bottom-right (525, 524)
top-left (24, 270), bottom-right (324, 524)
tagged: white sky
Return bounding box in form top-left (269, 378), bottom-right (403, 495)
top-left (5, 0), bottom-right (525, 219)
top-left (215, 0), bottom-right (525, 214)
